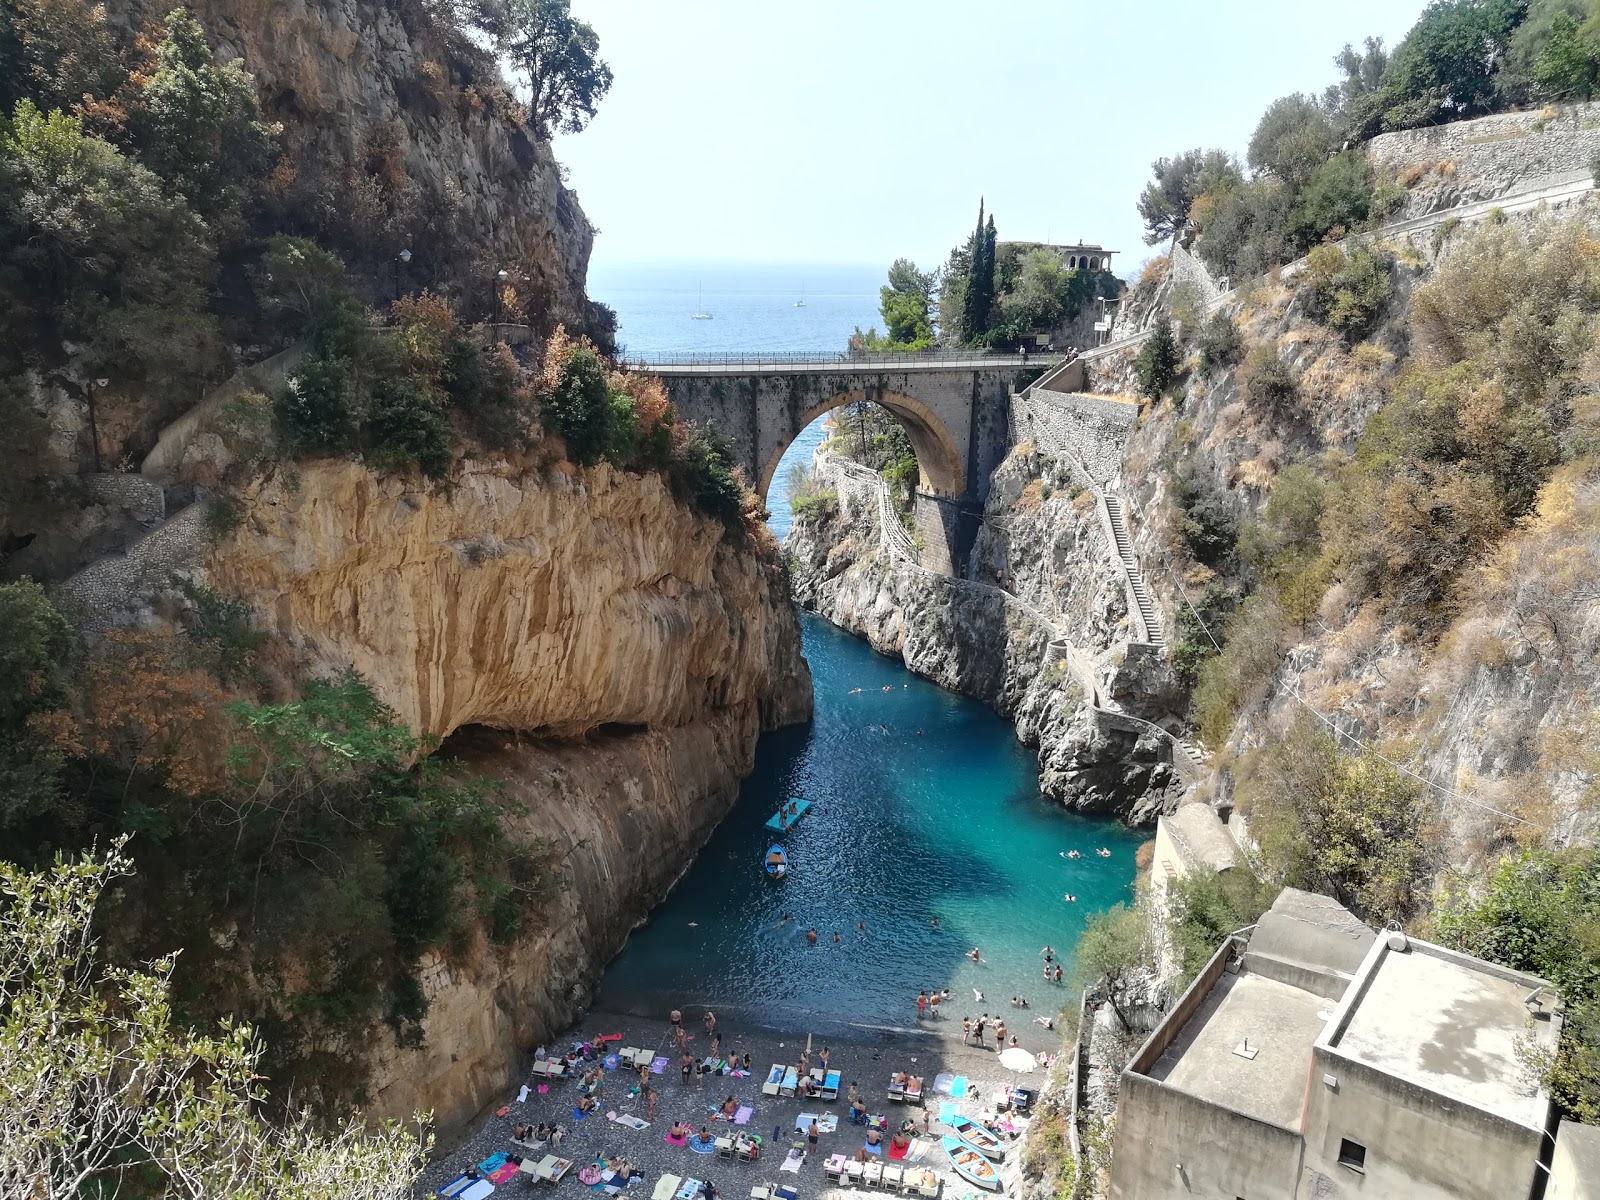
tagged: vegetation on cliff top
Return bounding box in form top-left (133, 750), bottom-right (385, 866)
top-left (1, 843), bottom-right (430, 1197)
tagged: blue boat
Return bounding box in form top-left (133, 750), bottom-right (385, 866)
top-left (948, 1115), bottom-right (1006, 1161)
top-left (764, 845), bottom-right (788, 879)
top-left (765, 798), bottom-right (811, 831)
top-left (941, 1136), bottom-right (1000, 1190)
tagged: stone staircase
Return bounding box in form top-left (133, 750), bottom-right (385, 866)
top-left (1102, 493), bottom-right (1164, 647)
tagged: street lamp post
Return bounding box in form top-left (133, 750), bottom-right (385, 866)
top-left (85, 377), bottom-right (108, 472)
top-left (394, 247), bottom-right (412, 302)
top-left (493, 268), bottom-right (509, 342)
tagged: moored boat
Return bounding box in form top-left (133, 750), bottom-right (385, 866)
top-left (948, 1116), bottom-right (1005, 1161)
top-left (764, 845), bottom-right (788, 879)
top-left (941, 1136), bottom-right (999, 1190)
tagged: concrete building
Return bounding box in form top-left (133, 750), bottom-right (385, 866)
top-left (1149, 802), bottom-right (1238, 911)
top-left (1109, 888), bottom-right (1564, 1200)
top-left (1550, 1120), bottom-right (1600, 1198)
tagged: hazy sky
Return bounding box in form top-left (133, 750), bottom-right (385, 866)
top-left (554, 0), bottom-right (1430, 276)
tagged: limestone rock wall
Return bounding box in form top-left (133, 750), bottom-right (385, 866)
top-left (787, 450), bottom-right (1177, 821)
top-left (210, 457), bottom-right (812, 741)
top-left (202, 455), bottom-right (809, 1134)
top-left (364, 713), bottom-right (758, 1132)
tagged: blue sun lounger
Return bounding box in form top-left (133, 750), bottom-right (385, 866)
top-left (765, 799), bottom-right (811, 831)
top-left (820, 1070), bottom-right (841, 1101)
top-left (780, 1067), bottom-right (799, 1097)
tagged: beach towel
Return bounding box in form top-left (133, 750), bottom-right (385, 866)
top-left (779, 1149), bottom-right (804, 1174)
top-left (438, 1175), bottom-right (474, 1198)
top-left (538, 1084), bottom-right (549, 1094)
top-left (598, 1033), bottom-right (622, 1042)
top-left (664, 1132), bottom-right (688, 1147)
top-left (906, 1138), bottom-right (932, 1162)
top-left (933, 1074), bottom-right (955, 1095)
top-left (651, 1057), bottom-right (669, 1074)
top-left (950, 1076), bottom-right (968, 1098)
top-left (794, 1114), bottom-right (816, 1132)
top-left (580, 1168), bottom-right (603, 1186)
top-left (496, 1105), bottom-right (511, 1118)
top-left (609, 1114), bottom-right (650, 1130)
top-left (733, 1105), bottom-right (753, 1126)
top-left (489, 1164), bottom-right (520, 1185)
top-left (460, 1184), bottom-right (494, 1200)
top-left (939, 1103), bottom-right (960, 1124)
top-left (652, 1175), bottom-right (681, 1200)
top-left (887, 1142), bottom-right (908, 1161)
top-left (689, 1137), bottom-right (716, 1155)
top-left (518, 1085), bottom-right (531, 1103)
top-left (477, 1153), bottom-right (509, 1173)
top-left (862, 1141), bottom-right (882, 1157)
top-left (574, 1109), bottom-right (590, 1120)
top-left (815, 1114), bottom-right (838, 1134)
top-left (675, 1179), bottom-right (702, 1200)
top-left (604, 1054), bottom-right (620, 1070)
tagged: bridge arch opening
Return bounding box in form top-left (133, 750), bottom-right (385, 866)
top-left (756, 388), bottom-right (965, 502)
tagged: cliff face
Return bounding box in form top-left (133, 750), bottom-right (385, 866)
top-left (786, 452), bottom-right (1179, 821)
top-left (206, 457), bottom-right (810, 1132)
top-left (114, 0), bottom-right (605, 336)
top-left (210, 457), bottom-right (810, 741)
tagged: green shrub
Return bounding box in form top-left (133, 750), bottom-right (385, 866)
top-left (443, 339), bottom-right (525, 450)
top-left (1170, 462), bottom-right (1238, 567)
top-left (1302, 242), bottom-right (1392, 337)
top-left (0, 580), bottom-right (75, 829)
top-left (277, 352), bottom-right (355, 453)
top-left (1135, 317), bottom-right (1181, 400)
top-left (789, 490), bottom-right (839, 522)
top-left (542, 348), bottom-right (616, 466)
top-left (1196, 312), bottom-right (1243, 371)
top-left (1236, 714), bottom-right (1433, 922)
top-left (1192, 592), bottom-right (1285, 744)
top-left (1167, 866), bottom-right (1275, 984)
top-left (1240, 344), bottom-right (1299, 418)
top-left (177, 581), bottom-right (265, 685)
top-left (1288, 151), bottom-right (1374, 248)
top-left (202, 494), bottom-right (242, 541)
top-left (672, 427), bottom-right (745, 528)
top-left (365, 376), bottom-right (453, 480)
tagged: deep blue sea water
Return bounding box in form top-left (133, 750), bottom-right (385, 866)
top-left (588, 264), bottom-right (1140, 1035)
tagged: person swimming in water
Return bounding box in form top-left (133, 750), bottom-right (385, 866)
top-left (966, 947), bottom-right (983, 962)
top-left (806, 928), bottom-right (818, 944)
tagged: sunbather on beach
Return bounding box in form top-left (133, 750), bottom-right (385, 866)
top-left (819, 1047), bottom-right (830, 1070)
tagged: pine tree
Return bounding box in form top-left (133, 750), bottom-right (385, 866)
top-left (1135, 317), bottom-right (1182, 400)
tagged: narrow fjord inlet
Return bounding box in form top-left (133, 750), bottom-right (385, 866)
top-left (596, 612), bottom-right (1142, 1038)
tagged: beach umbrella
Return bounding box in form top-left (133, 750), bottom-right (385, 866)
top-left (998, 1047), bottom-right (1036, 1074)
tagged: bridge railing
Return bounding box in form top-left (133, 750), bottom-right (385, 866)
top-left (630, 348), bottom-right (1064, 369)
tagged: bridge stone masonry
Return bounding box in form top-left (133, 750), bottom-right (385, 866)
top-left (642, 351), bottom-right (1043, 573)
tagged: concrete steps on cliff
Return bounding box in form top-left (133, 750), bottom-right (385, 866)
top-left (1103, 494), bottom-right (1165, 646)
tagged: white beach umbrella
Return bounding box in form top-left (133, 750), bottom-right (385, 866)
top-left (998, 1047), bottom-right (1036, 1074)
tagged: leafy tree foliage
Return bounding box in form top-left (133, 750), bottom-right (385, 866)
top-left (1383, 0), bottom-right (1529, 129)
top-left (0, 845), bottom-right (432, 1198)
top-left (1166, 866), bottom-right (1275, 983)
top-left (1170, 460), bottom-right (1239, 566)
top-left (1135, 317), bottom-right (1181, 400)
top-left (1301, 241), bottom-right (1392, 337)
top-left (1237, 714), bottom-right (1434, 922)
top-left (1072, 901), bottom-right (1150, 993)
top-left (0, 0), bottom-right (121, 115)
top-left (541, 346), bottom-right (616, 465)
top-left (0, 581), bottom-right (75, 829)
top-left (879, 257), bottom-right (935, 347)
top-left (1248, 94), bottom-right (1339, 188)
top-left (134, 8), bottom-right (275, 229)
top-left (0, 100), bottom-right (218, 383)
top-left (959, 201), bottom-right (998, 345)
top-left (489, 0), bottom-right (614, 137)
top-left (1323, 37), bottom-right (1393, 139)
top-left (1196, 311), bottom-right (1243, 370)
top-left (1137, 148), bottom-right (1243, 245)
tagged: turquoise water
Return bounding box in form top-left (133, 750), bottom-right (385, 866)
top-left (591, 262), bottom-right (1141, 1036)
top-left (595, 615), bottom-right (1142, 1036)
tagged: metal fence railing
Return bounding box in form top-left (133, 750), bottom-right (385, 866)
top-left (632, 348), bottom-right (1063, 369)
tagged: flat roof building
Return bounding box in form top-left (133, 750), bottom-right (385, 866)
top-left (1109, 888), bottom-right (1562, 1200)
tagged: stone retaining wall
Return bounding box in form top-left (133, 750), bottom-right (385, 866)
top-left (55, 503), bottom-right (210, 631)
top-left (1368, 101), bottom-right (1600, 220)
top-left (1009, 390), bottom-right (1138, 486)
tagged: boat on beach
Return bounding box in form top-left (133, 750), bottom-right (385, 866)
top-left (941, 1137), bottom-right (1000, 1190)
top-left (764, 845), bottom-right (788, 879)
top-left (765, 798), bottom-right (811, 831)
top-left (948, 1115), bottom-right (1005, 1161)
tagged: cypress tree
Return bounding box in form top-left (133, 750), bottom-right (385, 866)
top-left (961, 199), bottom-right (991, 345)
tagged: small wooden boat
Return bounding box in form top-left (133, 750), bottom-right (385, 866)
top-left (948, 1115), bottom-right (1005, 1161)
top-left (765, 798), bottom-right (811, 831)
top-left (941, 1137), bottom-right (1000, 1190)
top-left (764, 846), bottom-right (788, 879)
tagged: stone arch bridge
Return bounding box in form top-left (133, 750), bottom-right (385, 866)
top-left (641, 351), bottom-right (1075, 573)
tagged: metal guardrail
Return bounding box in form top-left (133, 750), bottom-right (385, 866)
top-left (632, 349), bottom-right (1063, 369)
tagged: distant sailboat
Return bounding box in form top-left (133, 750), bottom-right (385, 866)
top-left (692, 283), bottom-right (713, 320)
top-left (794, 283), bottom-right (807, 308)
